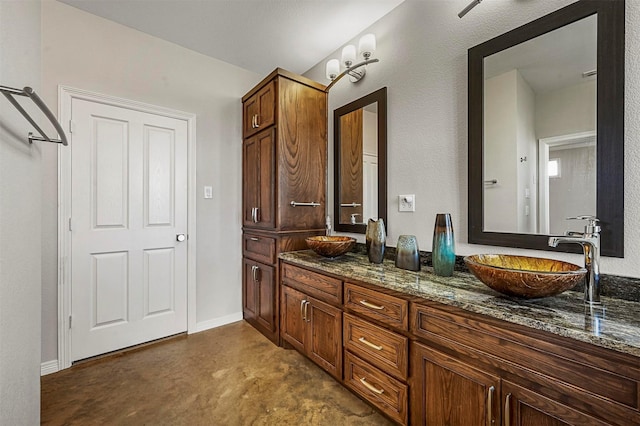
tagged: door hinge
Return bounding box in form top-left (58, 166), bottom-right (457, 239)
top-left (68, 315), bottom-right (72, 329)
top-left (68, 120), bottom-right (75, 134)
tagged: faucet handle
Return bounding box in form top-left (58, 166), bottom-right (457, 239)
top-left (566, 216), bottom-right (601, 234)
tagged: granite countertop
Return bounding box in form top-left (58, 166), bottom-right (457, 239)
top-left (279, 250), bottom-right (640, 358)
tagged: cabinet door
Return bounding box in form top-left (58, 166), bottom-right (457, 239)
top-left (243, 81), bottom-right (275, 138)
top-left (255, 262), bottom-right (275, 333)
top-left (242, 129), bottom-right (275, 229)
top-left (411, 342), bottom-right (500, 426)
top-left (242, 258), bottom-right (258, 321)
top-left (307, 297), bottom-right (342, 380)
top-left (502, 381), bottom-right (609, 426)
top-left (280, 285), bottom-right (307, 353)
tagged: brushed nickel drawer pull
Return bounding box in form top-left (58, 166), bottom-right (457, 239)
top-left (504, 393), bottom-right (512, 426)
top-left (358, 337), bottom-right (383, 351)
top-left (250, 237), bottom-right (259, 241)
top-left (359, 377), bottom-right (384, 395)
top-left (487, 385), bottom-right (494, 425)
top-left (290, 201), bottom-right (321, 207)
top-left (359, 300), bottom-right (384, 310)
top-left (255, 114), bottom-right (260, 128)
top-left (300, 299), bottom-right (307, 321)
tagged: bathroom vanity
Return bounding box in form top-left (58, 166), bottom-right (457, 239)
top-left (279, 250), bottom-right (640, 426)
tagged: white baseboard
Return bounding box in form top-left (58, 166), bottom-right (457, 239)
top-left (41, 360), bottom-right (59, 376)
top-left (192, 312), bottom-right (243, 333)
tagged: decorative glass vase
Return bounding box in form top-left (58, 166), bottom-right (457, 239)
top-left (432, 213), bottom-right (455, 276)
top-left (395, 235), bottom-right (420, 271)
top-left (366, 218), bottom-right (385, 264)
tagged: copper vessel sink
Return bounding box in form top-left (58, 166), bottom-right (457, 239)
top-left (306, 236), bottom-right (356, 258)
top-left (464, 254), bottom-right (586, 298)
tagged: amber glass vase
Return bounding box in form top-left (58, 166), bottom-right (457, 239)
top-left (432, 213), bottom-right (455, 276)
top-left (366, 218), bottom-right (385, 264)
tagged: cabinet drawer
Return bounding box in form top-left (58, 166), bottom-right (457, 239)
top-left (344, 313), bottom-right (408, 380)
top-left (281, 263), bottom-right (342, 305)
top-left (242, 233), bottom-right (276, 264)
top-left (344, 351), bottom-right (408, 425)
top-left (344, 283), bottom-right (408, 331)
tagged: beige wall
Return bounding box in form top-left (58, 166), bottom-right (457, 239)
top-left (536, 79), bottom-right (596, 139)
top-left (0, 0), bottom-right (42, 422)
top-left (304, 0), bottom-right (640, 277)
top-left (40, 0), bottom-right (260, 363)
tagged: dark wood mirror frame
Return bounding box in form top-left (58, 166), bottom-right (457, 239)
top-left (468, 0), bottom-right (625, 257)
top-left (334, 87), bottom-right (387, 234)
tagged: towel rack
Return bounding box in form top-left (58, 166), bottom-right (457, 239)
top-left (0, 85), bottom-right (68, 146)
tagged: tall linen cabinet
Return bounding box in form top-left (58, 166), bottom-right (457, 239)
top-left (241, 69), bottom-right (327, 344)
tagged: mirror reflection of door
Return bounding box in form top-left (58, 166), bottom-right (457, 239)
top-left (538, 131), bottom-right (596, 234)
top-left (340, 109), bottom-right (363, 224)
top-left (482, 14), bottom-right (597, 234)
top-left (339, 104), bottom-right (378, 225)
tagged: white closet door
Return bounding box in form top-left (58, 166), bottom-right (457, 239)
top-left (70, 98), bottom-right (188, 361)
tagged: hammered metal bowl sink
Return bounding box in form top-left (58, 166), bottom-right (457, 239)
top-left (306, 236), bottom-right (356, 258)
top-left (464, 254), bottom-right (586, 298)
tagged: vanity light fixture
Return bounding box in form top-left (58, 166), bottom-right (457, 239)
top-left (325, 33), bottom-right (379, 92)
top-left (458, 0), bottom-right (483, 18)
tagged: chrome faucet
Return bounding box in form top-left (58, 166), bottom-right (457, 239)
top-left (548, 216), bottom-right (601, 305)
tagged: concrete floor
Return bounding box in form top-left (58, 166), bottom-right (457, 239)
top-left (41, 321), bottom-right (392, 425)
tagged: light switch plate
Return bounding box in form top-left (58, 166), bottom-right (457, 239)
top-left (204, 186), bottom-right (213, 199)
top-left (399, 194), bottom-right (415, 212)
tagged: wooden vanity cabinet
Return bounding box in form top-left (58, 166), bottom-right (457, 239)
top-left (279, 260), bottom-right (640, 425)
top-left (343, 283), bottom-right (410, 425)
top-left (280, 264), bottom-right (343, 380)
top-left (241, 69), bottom-right (327, 343)
top-left (410, 302), bottom-right (640, 426)
top-left (411, 342), bottom-right (500, 426)
top-left (242, 258), bottom-right (275, 338)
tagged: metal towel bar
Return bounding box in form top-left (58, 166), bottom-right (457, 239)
top-left (340, 202), bottom-right (362, 208)
top-left (0, 85), bottom-right (68, 146)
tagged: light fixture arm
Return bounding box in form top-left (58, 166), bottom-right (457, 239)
top-left (325, 58), bottom-right (379, 92)
top-left (458, 0), bottom-right (482, 18)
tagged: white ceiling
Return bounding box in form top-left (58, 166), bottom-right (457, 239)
top-left (58, 0), bottom-right (405, 76)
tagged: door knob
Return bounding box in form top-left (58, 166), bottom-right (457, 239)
top-left (176, 234), bottom-right (186, 242)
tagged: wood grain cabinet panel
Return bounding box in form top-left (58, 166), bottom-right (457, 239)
top-left (343, 312), bottom-right (408, 381)
top-left (502, 381), bottom-right (609, 426)
top-left (280, 284), bottom-right (342, 380)
top-left (241, 69), bottom-right (327, 344)
top-left (344, 282), bottom-right (408, 330)
top-left (242, 129), bottom-right (275, 229)
top-left (242, 259), bottom-right (276, 338)
top-left (243, 80), bottom-right (275, 138)
top-left (242, 233), bottom-right (276, 265)
top-left (411, 341), bottom-right (500, 426)
top-left (344, 351), bottom-right (409, 425)
top-left (282, 263), bottom-right (342, 306)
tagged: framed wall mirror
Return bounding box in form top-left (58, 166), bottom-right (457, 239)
top-left (468, 0), bottom-right (624, 257)
top-left (334, 87), bottom-right (387, 234)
